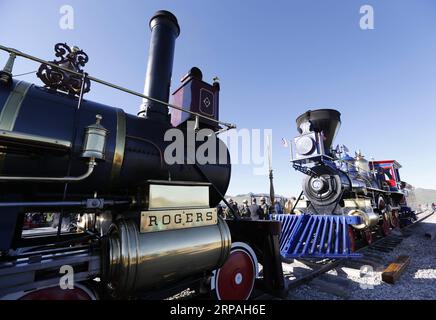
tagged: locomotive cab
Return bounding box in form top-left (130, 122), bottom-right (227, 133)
top-left (370, 160), bottom-right (403, 191)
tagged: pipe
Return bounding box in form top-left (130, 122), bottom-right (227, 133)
top-left (0, 200), bottom-right (130, 207)
top-left (103, 216), bottom-right (231, 296)
top-left (0, 52), bottom-right (16, 86)
top-left (138, 10), bottom-right (180, 122)
top-left (0, 158), bottom-right (97, 182)
top-left (0, 45), bottom-right (236, 129)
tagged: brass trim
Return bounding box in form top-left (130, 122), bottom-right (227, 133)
top-left (140, 208), bottom-right (217, 233)
top-left (344, 198), bottom-right (372, 209)
top-left (0, 129), bottom-right (71, 150)
top-left (0, 81), bottom-right (32, 130)
top-left (0, 158), bottom-right (97, 182)
top-left (0, 81), bottom-right (31, 173)
top-left (149, 184), bottom-right (210, 210)
top-left (110, 109), bottom-right (126, 185)
top-left (147, 179), bottom-right (211, 186)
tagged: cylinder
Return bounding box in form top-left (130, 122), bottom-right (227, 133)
top-left (102, 216), bottom-right (231, 296)
top-left (138, 10), bottom-right (180, 122)
top-left (81, 115), bottom-right (108, 160)
top-left (348, 209), bottom-right (379, 229)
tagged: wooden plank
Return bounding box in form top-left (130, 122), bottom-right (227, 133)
top-left (308, 277), bottom-right (350, 299)
top-left (341, 259), bottom-right (384, 272)
top-left (381, 255), bottom-right (410, 284)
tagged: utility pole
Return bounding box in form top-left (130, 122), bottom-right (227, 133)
top-left (267, 135), bottom-right (275, 214)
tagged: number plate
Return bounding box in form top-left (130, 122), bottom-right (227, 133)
top-left (140, 208), bottom-right (217, 233)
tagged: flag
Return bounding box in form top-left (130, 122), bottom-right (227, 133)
top-left (282, 137), bottom-right (288, 148)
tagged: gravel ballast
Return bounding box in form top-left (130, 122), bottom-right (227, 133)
top-left (286, 212), bottom-right (436, 300)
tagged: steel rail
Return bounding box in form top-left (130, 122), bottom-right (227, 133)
top-left (285, 209), bottom-right (435, 292)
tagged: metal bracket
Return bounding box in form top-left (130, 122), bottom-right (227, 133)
top-left (86, 198), bottom-right (105, 209)
top-left (292, 162), bottom-right (318, 177)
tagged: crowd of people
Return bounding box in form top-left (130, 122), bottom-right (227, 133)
top-left (218, 196), bottom-right (298, 220)
top-left (417, 203), bottom-right (436, 212)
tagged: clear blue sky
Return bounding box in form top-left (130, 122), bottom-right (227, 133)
top-left (1, 0), bottom-right (436, 197)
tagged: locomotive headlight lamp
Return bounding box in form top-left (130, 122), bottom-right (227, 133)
top-left (82, 114), bottom-right (108, 161)
top-left (296, 136), bottom-right (315, 155)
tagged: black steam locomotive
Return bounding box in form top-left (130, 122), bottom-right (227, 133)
top-left (274, 109), bottom-right (416, 259)
top-left (0, 11), bottom-right (284, 299)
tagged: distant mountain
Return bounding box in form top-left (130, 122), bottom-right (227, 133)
top-left (414, 188), bottom-right (436, 206)
top-left (225, 193), bottom-right (286, 205)
top-left (226, 188), bottom-right (436, 208)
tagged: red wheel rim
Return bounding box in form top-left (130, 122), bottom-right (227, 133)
top-left (364, 229), bottom-right (373, 244)
top-left (348, 227), bottom-right (356, 252)
top-left (382, 215), bottom-right (391, 236)
top-left (19, 285), bottom-right (95, 300)
top-left (391, 211), bottom-right (401, 229)
top-left (215, 248), bottom-right (256, 300)
top-left (378, 197), bottom-right (386, 211)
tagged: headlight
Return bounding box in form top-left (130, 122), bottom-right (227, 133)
top-left (296, 136), bottom-right (315, 155)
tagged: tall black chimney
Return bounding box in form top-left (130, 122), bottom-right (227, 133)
top-left (296, 109), bottom-right (341, 151)
top-left (138, 10), bottom-right (180, 122)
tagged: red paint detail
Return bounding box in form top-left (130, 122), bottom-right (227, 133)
top-left (348, 227), bottom-right (356, 252)
top-left (382, 215), bottom-right (391, 236)
top-left (20, 286), bottom-right (92, 300)
top-left (216, 250), bottom-right (255, 300)
top-left (363, 229), bottom-right (373, 245)
top-left (171, 70), bottom-right (220, 128)
top-left (391, 210), bottom-right (401, 229)
top-left (370, 160), bottom-right (402, 169)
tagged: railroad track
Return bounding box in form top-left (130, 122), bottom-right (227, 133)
top-left (171, 210), bottom-right (435, 300)
top-left (281, 209), bottom-right (435, 300)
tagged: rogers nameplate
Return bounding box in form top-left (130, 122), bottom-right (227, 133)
top-left (140, 208), bottom-right (218, 233)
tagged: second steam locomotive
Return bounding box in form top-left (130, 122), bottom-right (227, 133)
top-left (274, 109), bottom-right (416, 258)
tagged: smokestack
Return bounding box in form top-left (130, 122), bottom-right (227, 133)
top-left (296, 109), bottom-right (341, 151)
top-left (138, 10), bottom-right (180, 122)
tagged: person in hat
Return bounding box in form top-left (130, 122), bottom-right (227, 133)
top-left (224, 198), bottom-right (239, 218)
top-left (249, 197), bottom-right (263, 220)
top-left (217, 204), bottom-right (225, 218)
top-left (259, 197), bottom-right (269, 220)
top-left (274, 200), bottom-right (283, 215)
top-left (240, 199), bottom-right (251, 218)
top-left (284, 196), bottom-right (297, 214)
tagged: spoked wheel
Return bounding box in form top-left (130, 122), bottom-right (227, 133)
top-left (378, 196), bottom-right (386, 212)
top-left (211, 242), bottom-right (258, 300)
top-left (1, 283), bottom-right (98, 300)
top-left (381, 213), bottom-right (391, 236)
top-left (348, 227), bottom-right (356, 252)
top-left (363, 229), bottom-right (374, 245)
top-left (391, 210), bottom-right (401, 229)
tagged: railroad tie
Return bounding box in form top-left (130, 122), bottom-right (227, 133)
top-left (381, 255), bottom-right (410, 284)
top-left (291, 267), bottom-right (350, 299)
